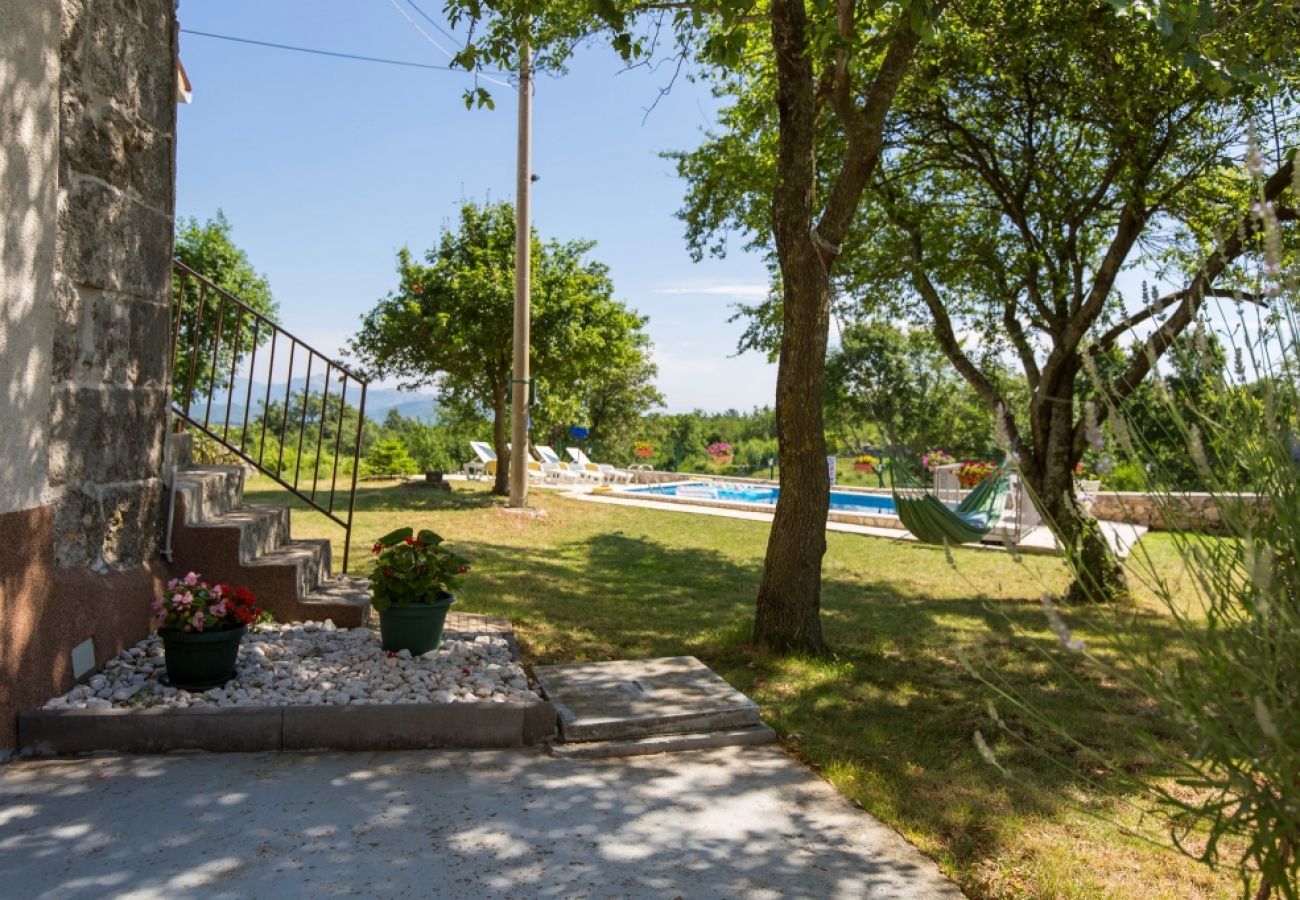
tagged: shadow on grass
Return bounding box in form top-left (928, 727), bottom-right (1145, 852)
top-left (453, 527), bottom-right (1191, 889)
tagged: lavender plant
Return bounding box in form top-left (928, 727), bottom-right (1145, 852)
top-left (974, 152), bottom-right (1299, 898)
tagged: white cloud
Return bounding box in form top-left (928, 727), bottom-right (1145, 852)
top-left (654, 282), bottom-right (770, 300)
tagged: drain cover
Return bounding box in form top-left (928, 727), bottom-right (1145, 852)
top-left (533, 656), bottom-right (762, 742)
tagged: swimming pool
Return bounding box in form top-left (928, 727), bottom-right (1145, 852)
top-left (623, 482), bottom-right (898, 515)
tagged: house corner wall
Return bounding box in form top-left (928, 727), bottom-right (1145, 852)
top-left (1, 0), bottom-right (178, 755)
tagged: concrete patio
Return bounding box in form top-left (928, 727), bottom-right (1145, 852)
top-left (0, 746), bottom-right (963, 898)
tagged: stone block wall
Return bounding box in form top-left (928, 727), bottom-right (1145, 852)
top-left (50, 0), bottom-right (176, 573)
top-left (1090, 491), bottom-right (1264, 532)
top-left (0, 0), bottom-right (177, 754)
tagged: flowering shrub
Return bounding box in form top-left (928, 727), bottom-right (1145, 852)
top-left (369, 527), bottom-right (470, 612)
top-left (921, 449), bottom-right (955, 472)
top-left (956, 460), bottom-right (996, 488)
top-left (706, 442), bottom-right (734, 460)
top-left (152, 572), bottom-right (262, 633)
top-left (633, 441), bottom-right (654, 459)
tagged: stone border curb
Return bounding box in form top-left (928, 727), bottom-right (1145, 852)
top-left (18, 701), bottom-right (557, 757)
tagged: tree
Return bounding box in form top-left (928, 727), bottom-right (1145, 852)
top-left (366, 439), bottom-right (418, 478)
top-left (350, 201), bottom-right (657, 496)
top-left (172, 211), bottom-right (278, 410)
top-left (824, 321), bottom-right (1006, 476)
top-left (436, 0), bottom-right (951, 649)
top-left (849, 0), bottom-right (1296, 602)
top-left (676, 0), bottom-right (1297, 604)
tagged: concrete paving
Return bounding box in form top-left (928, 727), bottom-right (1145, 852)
top-left (0, 746), bottom-right (963, 898)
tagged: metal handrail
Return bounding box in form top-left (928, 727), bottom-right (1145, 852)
top-left (169, 260), bottom-right (366, 572)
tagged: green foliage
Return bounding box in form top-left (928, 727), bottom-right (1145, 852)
top-left (824, 321), bottom-right (1005, 462)
top-left (367, 527), bottom-right (469, 612)
top-left (366, 440), bottom-right (418, 478)
top-left (349, 200), bottom-right (660, 493)
top-left (172, 211), bottom-right (278, 409)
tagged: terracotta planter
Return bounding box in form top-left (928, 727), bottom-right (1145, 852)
top-left (853, 463), bottom-right (874, 473)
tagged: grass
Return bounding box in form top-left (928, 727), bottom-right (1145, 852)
top-left (248, 476), bottom-right (1242, 899)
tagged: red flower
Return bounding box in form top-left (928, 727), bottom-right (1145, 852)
top-left (385, 567), bottom-right (394, 577)
top-left (372, 542), bottom-right (383, 554)
top-left (404, 536), bottom-right (415, 545)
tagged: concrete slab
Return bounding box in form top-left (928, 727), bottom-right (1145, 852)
top-left (534, 656), bottom-right (762, 742)
top-left (0, 746), bottom-right (964, 898)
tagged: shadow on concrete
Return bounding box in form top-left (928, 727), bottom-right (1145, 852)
top-left (0, 746), bottom-right (960, 897)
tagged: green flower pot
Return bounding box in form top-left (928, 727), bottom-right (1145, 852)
top-left (160, 624), bottom-right (246, 690)
top-left (378, 591), bottom-right (455, 655)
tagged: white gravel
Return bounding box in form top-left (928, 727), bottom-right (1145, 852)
top-left (43, 620), bottom-right (540, 710)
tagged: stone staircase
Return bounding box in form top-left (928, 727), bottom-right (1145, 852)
top-left (166, 437), bottom-right (370, 627)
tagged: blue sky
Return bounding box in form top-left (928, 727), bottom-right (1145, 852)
top-left (175, 0), bottom-right (778, 413)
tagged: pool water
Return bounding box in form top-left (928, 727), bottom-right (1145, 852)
top-left (625, 482), bottom-right (898, 515)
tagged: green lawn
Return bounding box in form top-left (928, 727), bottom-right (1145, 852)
top-left (248, 477), bottom-right (1239, 899)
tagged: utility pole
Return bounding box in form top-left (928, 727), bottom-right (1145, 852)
top-left (508, 36), bottom-right (532, 507)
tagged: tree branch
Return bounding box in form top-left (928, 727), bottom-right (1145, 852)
top-left (1089, 153), bottom-right (1296, 440)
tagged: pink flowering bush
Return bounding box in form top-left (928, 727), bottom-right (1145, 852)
top-left (921, 449), bottom-right (955, 472)
top-left (152, 572), bottom-right (263, 633)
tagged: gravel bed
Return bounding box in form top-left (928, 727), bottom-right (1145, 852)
top-left (44, 620), bottom-right (540, 710)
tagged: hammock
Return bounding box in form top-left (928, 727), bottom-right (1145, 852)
top-left (891, 464), bottom-right (1012, 546)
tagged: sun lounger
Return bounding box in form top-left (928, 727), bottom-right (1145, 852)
top-left (536, 445), bottom-right (597, 483)
top-left (566, 448), bottom-right (632, 484)
top-left (463, 441), bottom-right (497, 480)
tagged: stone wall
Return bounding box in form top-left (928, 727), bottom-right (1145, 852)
top-left (0, 0), bottom-right (177, 754)
top-left (51, 0), bottom-right (177, 572)
top-left (1090, 491), bottom-right (1263, 532)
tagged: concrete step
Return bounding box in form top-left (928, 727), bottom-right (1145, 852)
top-left (548, 724), bottom-right (777, 759)
top-left (182, 504), bottom-right (291, 564)
top-left (247, 538), bottom-right (332, 601)
top-left (299, 575), bottom-right (371, 627)
top-left (173, 466), bottom-right (245, 523)
top-left (534, 656), bottom-right (764, 743)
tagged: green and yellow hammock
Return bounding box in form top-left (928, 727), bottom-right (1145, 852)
top-left (891, 467), bottom-right (1012, 546)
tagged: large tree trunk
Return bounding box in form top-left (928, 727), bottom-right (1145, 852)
top-left (1024, 382), bottom-right (1129, 604)
top-left (755, 241), bottom-right (832, 652)
top-left (754, 0), bottom-right (828, 653)
top-left (491, 387), bottom-right (509, 496)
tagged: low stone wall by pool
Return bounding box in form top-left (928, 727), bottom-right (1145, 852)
top-left (1089, 491), bottom-right (1264, 532)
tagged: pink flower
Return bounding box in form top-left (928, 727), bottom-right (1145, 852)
top-left (166, 578), bottom-right (180, 590)
top-left (211, 584), bottom-right (224, 598)
top-left (190, 610), bottom-right (205, 632)
top-left (171, 591), bottom-right (193, 610)
top-left (183, 571), bottom-right (200, 586)
top-left (210, 600), bottom-right (229, 618)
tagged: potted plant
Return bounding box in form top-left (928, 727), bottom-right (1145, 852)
top-left (853, 453), bottom-right (879, 473)
top-left (369, 527), bottom-right (470, 655)
top-left (152, 573), bottom-right (263, 689)
top-left (956, 460), bottom-right (996, 488)
top-left (633, 440), bottom-right (654, 460)
top-left (706, 441), bottom-right (734, 466)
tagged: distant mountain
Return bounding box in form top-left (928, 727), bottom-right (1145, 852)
top-left (196, 375), bottom-right (439, 426)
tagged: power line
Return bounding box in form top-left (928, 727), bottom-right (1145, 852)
top-left (179, 28), bottom-right (507, 78)
top-left (404, 0), bottom-right (462, 48)
top-left (382, 0), bottom-right (513, 89)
